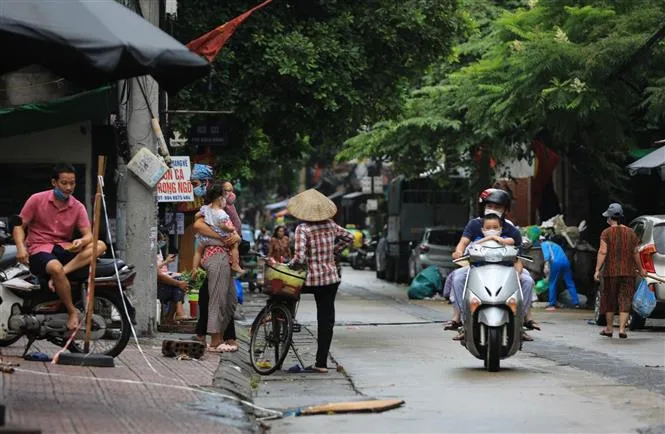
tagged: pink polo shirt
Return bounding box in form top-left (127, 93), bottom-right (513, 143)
top-left (19, 190), bottom-right (90, 255)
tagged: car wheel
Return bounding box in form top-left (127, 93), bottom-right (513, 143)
top-left (629, 313), bottom-right (646, 330)
top-left (594, 288), bottom-right (606, 326)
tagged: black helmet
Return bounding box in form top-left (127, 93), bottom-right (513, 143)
top-left (479, 188), bottom-right (511, 209)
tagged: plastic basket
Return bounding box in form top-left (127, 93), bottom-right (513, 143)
top-left (263, 263), bottom-right (307, 300)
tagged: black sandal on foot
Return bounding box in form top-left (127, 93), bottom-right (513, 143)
top-left (524, 320), bottom-right (541, 331)
top-left (619, 332), bottom-right (627, 339)
top-left (444, 320), bottom-right (462, 331)
top-left (599, 330), bottom-right (613, 338)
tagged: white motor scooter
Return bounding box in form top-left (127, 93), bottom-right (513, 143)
top-left (455, 240), bottom-right (532, 372)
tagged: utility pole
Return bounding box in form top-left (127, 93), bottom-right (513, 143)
top-left (117, 0), bottom-right (161, 335)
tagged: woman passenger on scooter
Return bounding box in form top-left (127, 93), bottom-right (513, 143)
top-left (445, 188), bottom-right (539, 340)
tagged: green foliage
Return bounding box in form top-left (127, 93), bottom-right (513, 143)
top-left (181, 268), bottom-right (206, 292)
top-left (171, 0), bottom-right (464, 192)
top-left (340, 0), bottom-right (665, 196)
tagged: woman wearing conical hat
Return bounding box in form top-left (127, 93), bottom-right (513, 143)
top-left (287, 189), bottom-right (354, 373)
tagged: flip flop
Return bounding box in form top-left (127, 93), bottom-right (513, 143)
top-left (599, 330), bottom-right (613, 338)
top-left (207, 343), bottom-right (237, 353)
top-left (524, 320), bottom-right (541, 331)
top-left (443, 320), bottom-right (462, 331)
top-left (521, 332), bottom-right (534, 341)
top-left (619, 332), bottom-right (627, 339)
top-left (452, 332), bottom-right (465, 341)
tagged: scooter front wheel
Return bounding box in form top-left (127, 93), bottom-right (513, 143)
top-left (485, 326), bottom-right (501, 372)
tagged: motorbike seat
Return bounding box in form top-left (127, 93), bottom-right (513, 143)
top-left (67, 258), bottom-right (127, 282)
top-left (0, 245), bottom-right (17, 270)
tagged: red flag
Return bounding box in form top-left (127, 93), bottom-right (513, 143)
top-left (186, 0), bottom-right (272, 62)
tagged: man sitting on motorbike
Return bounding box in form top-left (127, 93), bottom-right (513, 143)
top-left (446, 188), bottom-right (539, 340)
top-left (13, 163), bottom-right (106, 331)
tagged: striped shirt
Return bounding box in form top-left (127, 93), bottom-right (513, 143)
top-left (292, 220), bottom-right (354, 287)
top-left (600, 225), bottom-right (640, 277)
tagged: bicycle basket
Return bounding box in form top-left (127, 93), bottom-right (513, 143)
top-left (263, 263), bottom-right (306, 299)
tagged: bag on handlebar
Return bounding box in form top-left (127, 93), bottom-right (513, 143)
top-left (263, 263), bottom-right (307, 300)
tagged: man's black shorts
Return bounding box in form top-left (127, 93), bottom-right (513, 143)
top-left (29, 245), bottom-right (76, 278)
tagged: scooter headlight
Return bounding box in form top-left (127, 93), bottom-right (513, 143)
top-left (505, 294), bottom-right (518, 315)
top-left (484, 248), bottom-right (504, 263)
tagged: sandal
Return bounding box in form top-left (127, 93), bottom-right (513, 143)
top-left (444, 320), bottom-right (462, 331)
top-left (207, 343), bottom-right (236, 353)
top-left (619, 332), bottom-right (627, 339)
top-left (521, 332), bottom-right (534, 341)
top-left (452, 331), bottom-right (465, 341)
top-left (599, 330), bottom-right (613, 338)
top-left (308, 366), bottom-right (328, 373)
top-left (524, 320), bottom-right (541, 331)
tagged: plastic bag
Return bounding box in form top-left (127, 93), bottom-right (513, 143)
top-left (407, 266), bottom-right (442, 300)
top-left (632, 279), bottom-right (656, 318)
top-left (535, 278), bottom-right (549, 295)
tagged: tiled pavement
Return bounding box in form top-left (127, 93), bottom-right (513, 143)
top-left (0, 334), bottom-right (254, 434)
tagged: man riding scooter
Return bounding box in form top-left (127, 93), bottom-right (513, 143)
top-left (446, 188), bottom-right (540, 341)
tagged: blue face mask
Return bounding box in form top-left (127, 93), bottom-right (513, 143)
top-left (53, 187), bottom-right (70, 201)
top-left (193, 185), bottom-right (206, 197)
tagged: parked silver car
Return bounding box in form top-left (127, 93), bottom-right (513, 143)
top-left (408, 226), bottom-right (463, 282)
top-left (594, 215), bottom-right (665, 329)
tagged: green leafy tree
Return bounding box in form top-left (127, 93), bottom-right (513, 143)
top-left (341, 0), bottom-right (665, 196)
top-left (171, 0), bottom-right (464, 193)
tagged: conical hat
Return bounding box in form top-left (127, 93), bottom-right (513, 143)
top-left (287, 189), bottom-right (337, 222)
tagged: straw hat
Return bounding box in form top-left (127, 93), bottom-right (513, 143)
top-left (287, 189), bottom-right (337, 222)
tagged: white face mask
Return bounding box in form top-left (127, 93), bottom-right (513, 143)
top-left (484, 208), bottom-right (503, 218)
top-left (482, 229), bottom-right (501, 238)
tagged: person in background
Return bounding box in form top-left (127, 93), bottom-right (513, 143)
top-left (541, 236), bottom-right (580, 310)
top-left (256, 226), bottom-right (271, 256)
top-left (13, 163), bottom-right (106, 331)
top-left (268, 225), bottom-right (291, 262)
top-left (157, 249), bottom-right (190, 323)
top-left (287, 189), bottom-right (354, 373)
top-left (594, 203), bottom-right (645, 339)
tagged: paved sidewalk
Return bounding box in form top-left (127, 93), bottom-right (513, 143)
top-left (0, 334), bottom-right (254, 434)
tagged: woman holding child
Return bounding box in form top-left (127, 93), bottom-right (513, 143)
top-left (192, 183), bottom-right (240, 352)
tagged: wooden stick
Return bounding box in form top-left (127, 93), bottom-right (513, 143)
top-left (84, 156), bottom-right (106, 353)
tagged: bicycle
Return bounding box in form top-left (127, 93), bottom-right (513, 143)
top-left (249, 260), bottom-right (306, 375)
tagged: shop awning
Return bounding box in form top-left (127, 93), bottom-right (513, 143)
top-left (627, 145), bottom-right (665, 175)
top-left (265, 199), bottom-right (288, 211)
top-left (0, 85), bottom-right (114, 138)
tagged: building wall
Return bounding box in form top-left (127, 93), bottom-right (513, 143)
top-left (0, 123), bottom-right (92, 210)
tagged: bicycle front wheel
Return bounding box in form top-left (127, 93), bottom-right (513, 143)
top-left (249, 303), bottom-right (294, 375)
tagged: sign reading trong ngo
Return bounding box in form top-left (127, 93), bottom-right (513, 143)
top-left (157, 156), bottom-right (194, 202)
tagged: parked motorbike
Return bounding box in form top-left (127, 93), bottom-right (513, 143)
top-left (349, 238), bottom-right (378, 271)
top-left (455, 240), bottom-right (532, 372)
top-left (0, 219), bottom-right (136, 358)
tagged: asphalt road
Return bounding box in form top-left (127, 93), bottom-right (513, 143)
top-left (256, 267), bottom-right (665, 434)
